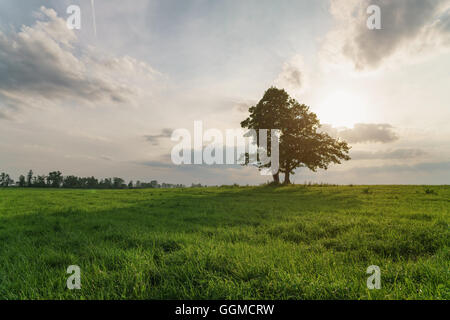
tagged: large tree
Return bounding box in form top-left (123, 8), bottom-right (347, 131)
top-left (241, 87), bottom-right (351, 184)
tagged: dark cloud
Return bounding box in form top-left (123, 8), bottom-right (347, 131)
top-left (139, 160), bottom-right (174, 169)
top-left (351, 148), bottom-right (426, 160)
top-left (437, 8), bottom-right (450, 34)
top-left (280, 67), bottom-right (302, 88)
top-left (321, 123), bottom-right (399, 144)
top-left (275, 55), bottom-right (305, 91)
top-left (144, 128), bottom-right (173, 145)
top-left (327, 0), bottom-right (450, 69)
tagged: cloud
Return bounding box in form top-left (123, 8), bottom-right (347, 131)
top-left (274, 55), bottom-right (307, 93)
top-left (321, 0), bottom-right (450, 70)
top-left (351, 148), bottom-right (427, 160)
top-left (144, 128), bottom-right (173, 145)
top-left (233, 101), bottom-right (253, 113)
top-left (0, 6), bottom-right (161, 119)
top-left (351, 161), bottom-right (450, 174)
top-left (321, 123), bottom-right (399, 144)
top-left (0, 109), bottom-right (12, 120)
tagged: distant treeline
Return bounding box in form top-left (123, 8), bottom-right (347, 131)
top-left (0, 170), bottom-right (188, 189)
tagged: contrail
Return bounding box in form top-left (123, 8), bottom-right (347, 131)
top-left (91, 0), bottom-right (97, 37)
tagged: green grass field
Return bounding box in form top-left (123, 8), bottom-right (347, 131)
top-left (0, 185), bottom-right (448, 299)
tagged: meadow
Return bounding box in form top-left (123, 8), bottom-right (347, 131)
top-left (0, 185), bottom-right (448, 299)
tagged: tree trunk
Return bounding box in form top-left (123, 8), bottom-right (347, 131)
top-left (284, 172), bottom-right (291, 185)
top-left (272, 171), bottom-right (280, 184)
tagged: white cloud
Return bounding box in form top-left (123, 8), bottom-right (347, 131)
top-left (0, 6), bottom-right (162, 119)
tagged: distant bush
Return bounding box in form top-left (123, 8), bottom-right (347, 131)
top-left (362, 188), bottom-right (371, 194)
top-left (424, 188), bottom-right (437, 195)
top-left (259, 181), bottom-right (280, 187)
top-left (260, 181), bottom-right (339, 187)
top-left (219, 183), bottom-right (240, 188)
top-left (303, 182), bottom-right (338, 187)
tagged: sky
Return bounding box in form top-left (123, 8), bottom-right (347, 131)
top-left (0, 0), bottom-right (449, 185)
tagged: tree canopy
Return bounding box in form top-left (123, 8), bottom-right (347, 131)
top-left (241, 87), bottom-right (351, 184)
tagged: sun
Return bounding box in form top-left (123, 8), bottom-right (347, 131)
top-left (314, 90), bottom-right (370, 128)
